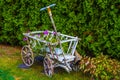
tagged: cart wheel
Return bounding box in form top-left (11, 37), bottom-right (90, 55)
top-left (72, 62), bottom-right (80, 71)
top-left (43, 56), bottom-right (54, 77)
top-left (21, 45), bottom-right (34, 66)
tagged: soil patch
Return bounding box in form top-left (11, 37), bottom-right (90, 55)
top-left (0, 44), bottom-right (21, 55)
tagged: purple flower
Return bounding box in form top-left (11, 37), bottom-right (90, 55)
top-left (53, 31), bottom-right (57, 35)
top-left (43, 30), bottom-right (48, 35)
top-left (38, 34), bottom-right (40, 37)
top-left (23, 37), bottom-right (28, 41)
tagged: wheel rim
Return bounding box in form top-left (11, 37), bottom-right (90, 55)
top-left (21, 45), bottom-right (34, 66)
top-left (72, 64), bottom-right (80, 71)
top-left (43, 57), bottom-right (54, 77)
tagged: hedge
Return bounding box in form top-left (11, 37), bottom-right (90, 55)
top-left (0, 0), bottom-right (120, 59)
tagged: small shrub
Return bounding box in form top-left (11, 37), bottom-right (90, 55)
top-left (79, 53), bottom-right (120, 80)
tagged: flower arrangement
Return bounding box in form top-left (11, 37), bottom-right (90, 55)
top-left (42, 30), bottom-right (57, 43)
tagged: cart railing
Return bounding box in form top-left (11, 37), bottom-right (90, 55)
top-left (23, 31), bottom-right (78, 44)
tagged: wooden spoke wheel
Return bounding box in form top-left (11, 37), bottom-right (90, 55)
top-left (43, 56), bottom-right (54, 77)
top-left (72, 62), bottom-right (80, 71)
top-left (21, 45), bottom-right (34, 66)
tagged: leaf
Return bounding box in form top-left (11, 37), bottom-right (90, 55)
top-left (85, 35), bottom-right (93, 42)
top-left (105, 41), bottom-right (111, 48)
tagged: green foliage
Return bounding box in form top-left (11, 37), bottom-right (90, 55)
top-left (0, 69), bottom-right (15, 80)
top-left (79, 54), bottom-right (120, 80)
top-left (0, 0), bottom-right (120, 59)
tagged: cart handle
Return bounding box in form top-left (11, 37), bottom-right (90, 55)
top-left (40, 4), bottom-right (56, 11)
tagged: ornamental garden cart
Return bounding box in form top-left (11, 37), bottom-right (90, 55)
top-left (21, 4), bottom-right (81, 77)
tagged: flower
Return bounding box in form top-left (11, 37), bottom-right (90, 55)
top-left (53, 31), bottom-right (57, 35)
top-left (23, 37), bottom-right (28, 41)
top-left (43, 30), bottom-right (48, 35)
top-left (38, 34), bottom-right (40, 37)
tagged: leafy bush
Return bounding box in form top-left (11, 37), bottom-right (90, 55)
top-left (79, 54), bottom-right (120, 80)
top-left (0, 0), bottom-right (120, 59)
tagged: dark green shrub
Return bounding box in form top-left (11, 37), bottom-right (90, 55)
top-left (0, 0), bottom-right (120, 59)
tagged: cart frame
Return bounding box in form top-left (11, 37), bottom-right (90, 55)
top-left (21, 4), bottom-right (80, 77)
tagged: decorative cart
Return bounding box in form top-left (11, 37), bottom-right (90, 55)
top-left (21, 4), bottom-right (80, 77)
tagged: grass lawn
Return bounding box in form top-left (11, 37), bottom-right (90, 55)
top-left (0, 44), bottom-right (90, 80)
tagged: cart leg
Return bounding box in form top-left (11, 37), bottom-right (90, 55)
top-left (72, 50), bottom-right (82, 71)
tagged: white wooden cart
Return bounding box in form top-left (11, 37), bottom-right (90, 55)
top-left (21, 4), bottom-right (80, 77)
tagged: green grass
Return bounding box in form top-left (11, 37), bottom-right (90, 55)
top-left (0, 45), bottom-right (90, 80)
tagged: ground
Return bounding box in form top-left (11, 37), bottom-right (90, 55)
top-left (0, 44), bottom-right (89, 80)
